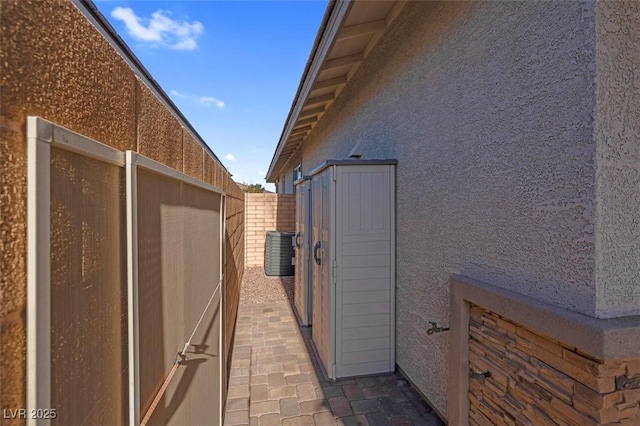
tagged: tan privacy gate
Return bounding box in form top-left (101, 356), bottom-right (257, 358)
top-left (27, 117), bottom-right (224, 426)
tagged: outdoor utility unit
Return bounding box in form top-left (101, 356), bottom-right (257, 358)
top-left (264, 231), bottom-right (295, 276)
top-left (309, 160), bottom-right (397, 379)
top-left (294, 177), bottom-right (313, 326)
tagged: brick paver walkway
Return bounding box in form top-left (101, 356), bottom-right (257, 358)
top-left (224, 301), bottom-right (444, 426)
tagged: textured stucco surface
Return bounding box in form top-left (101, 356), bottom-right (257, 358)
top-left (0, 310), bottom-right (25, 425)
top-left (204, 154), bottom-right (221, 188)
top-left (1, 0), bottom-right (244, 417)
top-left (0, 125), bottom-right (26, 320)
top-left (1, 0), bottom-right (135, 416)
top-left (136, 80), bottom-right (184, 171)
top-left (276, 1), bottom-right (603, 415)
top-left (0, 125), bottom-right (26, 424)
top-left (594, 1), bottom-right (640, 318)
top-left (183, 130), bottom-right (205, 181)
top-left (0, 1), bottom-right (138, 152)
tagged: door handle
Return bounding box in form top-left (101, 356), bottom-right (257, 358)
top-left (313, 241), bottom-right (322, 265)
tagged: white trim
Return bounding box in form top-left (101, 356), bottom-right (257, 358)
top-left (125, 152), bottom-right (140, 426)
top-left (293, 164), bottom-right (303, 182)
top-left (329, 165), bottom-right (337, 379)
top-left (334, 166), bottom-right (342, 378)
top-left (306, 181), bottom-right (313, 327)
top-left (26, 117), bottom-right (126, 425)
top-left (27, 117), bottom-right (52, 426)
top-left (389, 165), bottom-right (396, 370)
top-left (51, 124), bottom-right (124, 166)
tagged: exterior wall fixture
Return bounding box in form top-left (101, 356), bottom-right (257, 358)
top-left (469, 369), bottom-right (491, 383)
top-left (427, 321), bottom-right (449, 335)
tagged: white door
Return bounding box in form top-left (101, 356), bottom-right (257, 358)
top-left (335, 165), bottom-right (395, 378)
top-left (311, 168), bottom-right (333, 377)
top-left (294, 180), bottom-right (311, 326)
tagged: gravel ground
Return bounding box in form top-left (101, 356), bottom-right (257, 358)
top-left (239, 267), bottom-right (294, 304)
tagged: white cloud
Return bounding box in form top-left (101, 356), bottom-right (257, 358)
top-left (111, 7), bottom-right (203, 50)
top-left (224, 154), bottom-right (237, 162)
top-left (199, 96), bottom-right (225, 109)
top-left (170, 90), bottom-right (225, 109)
top-left (257, 170), bottom-right (265, 175)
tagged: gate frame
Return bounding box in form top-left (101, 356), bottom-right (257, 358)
top-left (27, 117), bottom-right (226, 426)
top-left (126, 151), bottom-right (225, 426)
top-left (26, 117), bottom-right (126, 426)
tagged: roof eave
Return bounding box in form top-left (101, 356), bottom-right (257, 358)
top-left (266, 0), bottom-right (351, 182)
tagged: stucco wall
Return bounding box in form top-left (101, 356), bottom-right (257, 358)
top-left (244, 193), bottom-right (296, 267)
top-left (276, 1), bottom-right (609, 415)
top-left (0, 0), bottom-right (244, 420)
top-left (594, 1), bottom-right (640, 318)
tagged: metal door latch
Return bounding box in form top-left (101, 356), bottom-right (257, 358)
top-left (427, 321), bottom-right (449, 335)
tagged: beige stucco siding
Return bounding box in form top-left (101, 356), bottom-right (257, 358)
top-left (277, 1), bottom-right (604, 414)
top-left (594, 1), bottom-right (640, 318)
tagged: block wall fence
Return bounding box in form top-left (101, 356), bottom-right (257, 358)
top-left (244, 193), bottom-right (295, 268)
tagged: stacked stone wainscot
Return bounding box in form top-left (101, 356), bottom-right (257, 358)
top-left (468, 305), bottom-right (640, 425)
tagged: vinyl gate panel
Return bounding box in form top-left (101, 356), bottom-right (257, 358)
top-left (335, 165), bottom-right (394, 377)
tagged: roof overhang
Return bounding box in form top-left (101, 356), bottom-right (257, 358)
top-left (266, 0), bottom-right (406, 182)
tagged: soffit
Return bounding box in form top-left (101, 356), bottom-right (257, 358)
top-left (267, 0), bottom-right (406, 182)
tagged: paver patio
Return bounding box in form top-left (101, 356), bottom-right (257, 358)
top-left (224, 270), bottom-right (444, 426)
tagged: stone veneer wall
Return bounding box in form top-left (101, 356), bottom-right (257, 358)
top-left (244, 193), bottom-right (295, 267)
top-left (468, 305), bottom-right (640, 425)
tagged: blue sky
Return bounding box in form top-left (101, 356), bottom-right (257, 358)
top-left (94, 1), bottom-right (327, 190)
